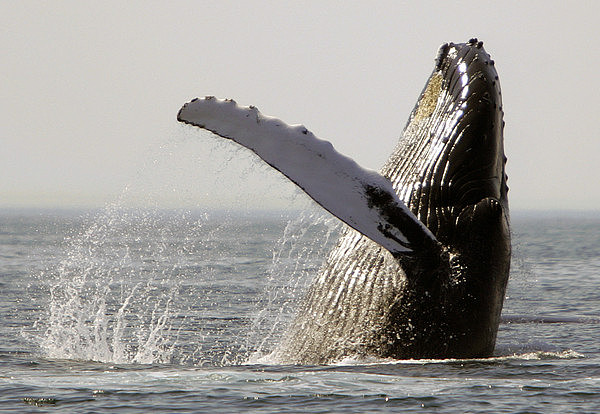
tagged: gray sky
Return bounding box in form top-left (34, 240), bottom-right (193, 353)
top-left (3, 1), bottom-right (599, 211)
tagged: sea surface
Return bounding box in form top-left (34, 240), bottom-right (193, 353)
top-left (1, 207), bottom-right (599, 413)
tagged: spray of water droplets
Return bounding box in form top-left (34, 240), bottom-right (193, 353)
top-left (36, 205), bottom-right (207, 364)
top-left (29, 132), bottom-right (343, 366)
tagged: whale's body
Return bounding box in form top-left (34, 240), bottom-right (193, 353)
top-left (178, 39), bottom-right (510, 364)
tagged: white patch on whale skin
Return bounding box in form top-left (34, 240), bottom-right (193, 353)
top-left (178, 97), bottom-right (437, 255)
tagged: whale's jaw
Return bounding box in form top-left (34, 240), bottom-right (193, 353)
top-left (384, 38), bottom-right (508, 244)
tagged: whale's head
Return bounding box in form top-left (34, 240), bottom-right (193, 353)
top-left (382, 40), bottom-right (511, 356)
top-left (384, 39), bottom-right (509, 248)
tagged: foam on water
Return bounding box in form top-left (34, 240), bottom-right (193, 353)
top-left (251, 347), bottom-right (584, 367)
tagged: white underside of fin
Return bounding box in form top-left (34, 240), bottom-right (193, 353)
top-left (178, 97), bottom-right (436, 255)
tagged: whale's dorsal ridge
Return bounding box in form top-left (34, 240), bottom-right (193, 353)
top-left (178, 97), bottom-right (438, 256)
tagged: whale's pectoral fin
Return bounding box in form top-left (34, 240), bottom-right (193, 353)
top-left (178, 96), bottom-right (438, 256)
top-left (456, 197), bottom-right (511, 267)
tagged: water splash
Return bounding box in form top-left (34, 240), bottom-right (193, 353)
top-left (244, 209), bottom-right (341, 363)
top-left (31, 202), bottom-right (340, 366)
top-left (37, 205), bottom-right (208, 364)
top-left (31, 133), bottom-right (340, 366)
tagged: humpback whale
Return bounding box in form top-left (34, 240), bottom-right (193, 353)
top-left (178, 39), bottom-right (510, 364)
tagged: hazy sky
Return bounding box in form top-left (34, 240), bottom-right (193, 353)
top-left (3, 1), bottom-right (599, 211)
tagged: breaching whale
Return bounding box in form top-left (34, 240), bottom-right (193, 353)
top-left (177, 39), bottom-right (510, 364)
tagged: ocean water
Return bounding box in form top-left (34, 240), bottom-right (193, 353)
top-left (1, 207), bottom-right (599, 413)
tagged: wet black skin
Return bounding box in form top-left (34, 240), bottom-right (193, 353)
top-left (274, 39), bottom-right (510, 363)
